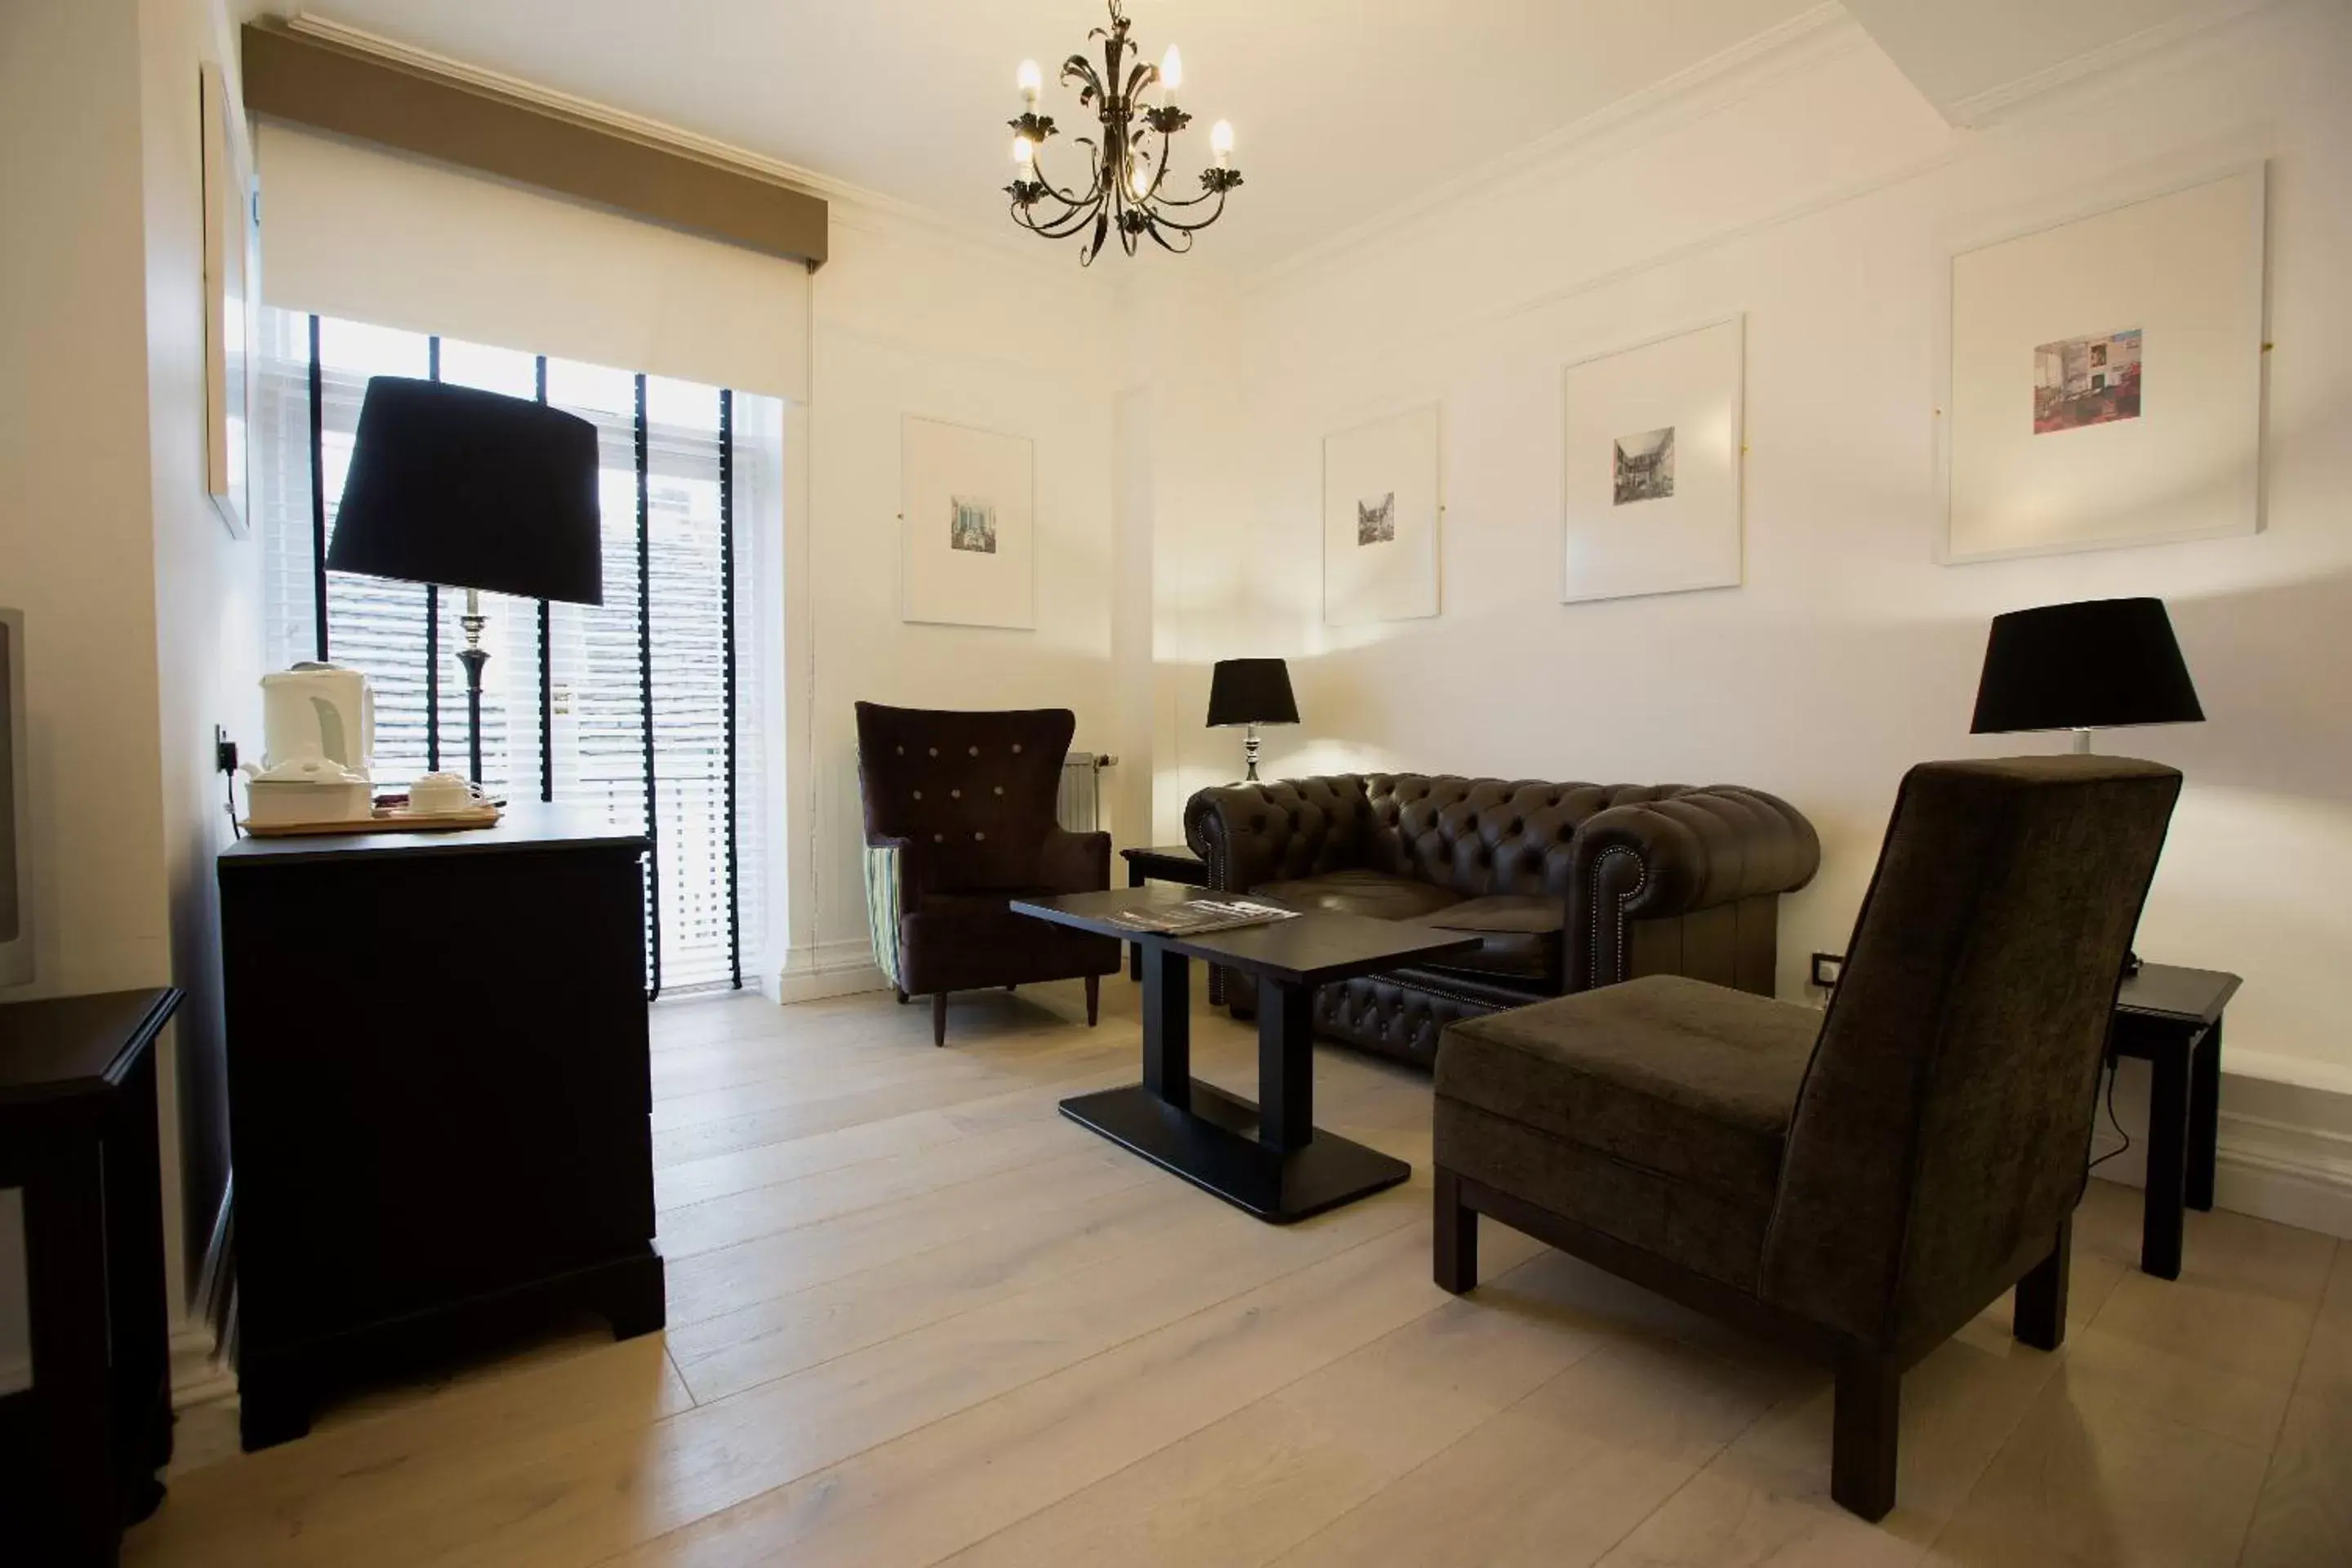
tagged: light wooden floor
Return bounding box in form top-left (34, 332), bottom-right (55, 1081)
top-left (131, 978), bottom-right (2350, 1568)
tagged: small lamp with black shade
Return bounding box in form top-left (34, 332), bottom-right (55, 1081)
top-left (1971, 595), bottom-right (2203, 973)
top-left (1205, 657), bottom-right (1298, 783)
top-left (327, 376), bottom-right (604, 791)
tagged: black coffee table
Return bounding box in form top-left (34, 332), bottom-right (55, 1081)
top-left (1011, 886), bottom-right (1478, 1223)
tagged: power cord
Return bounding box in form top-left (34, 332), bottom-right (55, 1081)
top-left (2086, 1057), bottom-right (2132, 1174)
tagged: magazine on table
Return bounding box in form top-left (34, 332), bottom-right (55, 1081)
top-left (1107, 897), bottom-right (1299, 936)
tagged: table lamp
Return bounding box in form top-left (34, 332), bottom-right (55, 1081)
top-left (1206, 657), bottom-right (1298, 782)
top-left (327, 376), bottom-right (604, 786)
top-left (1971, 597), bottom-right (2203, 755)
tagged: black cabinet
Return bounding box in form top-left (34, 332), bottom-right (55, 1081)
top-left (217, 806), bottom-right (662, 1450)
top-left (0, 988), bottom-right (180, 1566)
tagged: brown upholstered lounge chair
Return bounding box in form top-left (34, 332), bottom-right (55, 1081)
top-left (856, 703), bottom-right (1121, 1047)
top-left (1431, 756), bottom-right (2183, 1521)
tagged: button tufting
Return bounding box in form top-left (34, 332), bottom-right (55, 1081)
top-left (933, 833), bottom-right (943, 842)
top-left (1012, 743), bottom-right (1022, 753)
top-left (928, 746), bottom-right (938, 757)
top-left (973, 831), bottom-right (985, 840)
top-left (912, 790), bottom-right (923, 800)
top-left (950, 788), bottom-right (960, 799)
top-left (969, 746), bottom-right (979, 755)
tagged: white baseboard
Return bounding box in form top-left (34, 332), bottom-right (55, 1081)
top-left (763, 938), bottom-right (891, 1004)
top-left (172, 1325), bottom-right (235, 1410)
top-left (2092, 1059), bottom-right (2352, 1241)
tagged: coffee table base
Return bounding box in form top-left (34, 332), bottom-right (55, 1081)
top-left (1060, 1082), bottom-right (1411, 1224)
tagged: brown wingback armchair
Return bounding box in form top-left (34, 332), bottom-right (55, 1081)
top-left (1432, 756), bottom-right (2182, 1521)
top-left (856, 703), bottom-right (1121, 1046)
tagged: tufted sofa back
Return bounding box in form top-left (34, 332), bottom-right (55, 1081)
top-left (855, 703), bottom-right (1073, 891)
top-left (1356, 775), bottom-right (1692, 900)
top-left (1191, 774), bottom-right (1695, 902)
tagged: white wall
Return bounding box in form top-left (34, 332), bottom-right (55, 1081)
top-left (1139, 4), bottom-right (2352, 1224)
top-left (772, 206), bottom-right (1119, 997)
top-left (0, 0), bottom-right (175, 1375)
top-left (0, 0), bottom-right (248, 1376)
top-left (140, 0), bottom-right (260, 1308)
top-left (0, 0), bottom-right (176, 1003)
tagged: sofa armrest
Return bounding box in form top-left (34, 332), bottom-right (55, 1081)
top-left (1565, 787), bottom-right (1820, 991)
top-left (1036, 826), bottom-right (1111, 895)
top-left (1184, 778), bottom-right (1367, 894)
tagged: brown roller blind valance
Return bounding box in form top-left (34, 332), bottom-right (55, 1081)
top-left (239, 20), bottom-right (827, 269)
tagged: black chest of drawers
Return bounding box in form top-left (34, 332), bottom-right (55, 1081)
top-left (217, 805), bottom-right (664, 1450)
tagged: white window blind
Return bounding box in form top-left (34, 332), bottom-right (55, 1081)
top-left (254, 308), bottom-right (768, 993)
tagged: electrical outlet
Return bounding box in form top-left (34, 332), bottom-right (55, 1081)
top-left (214, 724), bottom-right (239, 775)
top-left (1811, 951), bottom-right (1844, 990)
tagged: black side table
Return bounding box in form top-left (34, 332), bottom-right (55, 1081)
top-left (2109, 964), bottom-right (2241, 1280)
top-left (0, 987), bottom-right (182, 1567)
top-left (1120, 844), bottom-right (1209, 982)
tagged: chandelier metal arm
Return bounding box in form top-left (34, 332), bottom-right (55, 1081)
top-left (1003, 0), bottom-right (1239, 263)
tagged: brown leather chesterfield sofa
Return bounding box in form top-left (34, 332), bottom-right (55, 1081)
top-left (1183, 774), bottom-right (1820, 1066)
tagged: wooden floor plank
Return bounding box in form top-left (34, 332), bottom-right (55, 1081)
top-left (123, 982), bottom-right (2352, 1568)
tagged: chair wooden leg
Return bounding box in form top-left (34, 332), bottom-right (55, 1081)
top-left (1433, 1166), bottom-right (1477, 1294)
top-left (1831, 1349), bottom-right (1900, 1522)
top-left (932, 993), bottom-right (948, 1048)
top-left (2013, 1213), bottom-right (2073, 1352)
top-left (1085, 973), bottom-right (1101, 1027)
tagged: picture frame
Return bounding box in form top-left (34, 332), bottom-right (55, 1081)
top-left (900, 415), bottom-right (1036, 630)
top-left (1322, 403), bottom-right (1441, 626)
top-left (1938, 162), bottom-right (2266, 564)
top-left (202, 61), bottom-right (260, 540)
top-left (1560, 315), bottom-right (1744, 604)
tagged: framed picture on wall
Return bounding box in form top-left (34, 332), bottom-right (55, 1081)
top-left (1561, 315), bottom-right (1744, 604)
top-left (201, 61), bottom-right (259, 541)
top-left (1323, 403), bottom-right (1441, 625)
top-left (900, 415), bottom-right (1036, 630)
top-left (1940, 163), bottom-right (2265, 563)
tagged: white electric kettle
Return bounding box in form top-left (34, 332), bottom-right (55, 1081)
top-left (261, 662), bottom-right (375, 778)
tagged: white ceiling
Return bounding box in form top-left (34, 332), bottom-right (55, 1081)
top-left (294, 0), bottom-right (1825, 274)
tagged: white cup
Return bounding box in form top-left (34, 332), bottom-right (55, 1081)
top-left (408, 772), bottom-right (477, 815)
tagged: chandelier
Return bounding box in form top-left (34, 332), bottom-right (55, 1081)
top-left (1004, 0), bottom-right (1242, 265)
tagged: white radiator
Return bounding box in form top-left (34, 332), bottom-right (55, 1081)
top-left (1058, 752), bottom-right (1114, 834)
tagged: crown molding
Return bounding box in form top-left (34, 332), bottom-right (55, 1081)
top-left (281, 11), bottom-right (1108, 285)
top-left (1941, 0), bottom-right (2280, 127)
top-left (1242, 2), bottom-right (1864, 296)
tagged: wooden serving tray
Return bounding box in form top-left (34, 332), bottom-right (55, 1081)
top-left (241, 804), bottom-right (503, 838)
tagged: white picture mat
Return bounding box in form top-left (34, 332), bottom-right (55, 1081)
top-left (900, 415), bottom-right (1036, 630)
top-left (1944, 165), bottom-right (2265, 563)
top-left (1561, 316), bottom-right (1744, 604)
top-left (202, 62), bottom-right (257, 540)
top-left (1323, 403), bottom-right (1442, 625)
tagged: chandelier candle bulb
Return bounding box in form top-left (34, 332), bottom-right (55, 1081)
top-left (1159, 44), bottom-right (1182, 92)
top-left (1016, 58), bottom-right (1042, 109)
top-left (1211, 119), bottom-right (1234, 167)
top-left (1012, 134), bottom-right (1033, 166)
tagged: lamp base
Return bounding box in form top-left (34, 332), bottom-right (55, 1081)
top-left (459, 588), bottom-right (488, 786)
top-left (1243, 725), bottom-right (1262, 783)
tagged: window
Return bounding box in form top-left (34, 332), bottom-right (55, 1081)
top-left (254, 310), bottom-right (770, 994)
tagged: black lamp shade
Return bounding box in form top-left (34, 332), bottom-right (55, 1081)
top-left (327, 376), bottom-right (604, 605)
top-left (1971, 597), bottom-right (2203, 735)
top-left (1206, 658), bottom-right (1299, 728)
